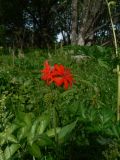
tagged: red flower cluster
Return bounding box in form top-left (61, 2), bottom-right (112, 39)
top-left (41, 60), bottom-right (75, 90)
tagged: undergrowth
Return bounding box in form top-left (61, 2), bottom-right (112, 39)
top-left (0, 46), bottom-right (119, 160)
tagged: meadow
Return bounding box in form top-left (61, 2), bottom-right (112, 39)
top-left (0, 45), bottom-right (120, 160)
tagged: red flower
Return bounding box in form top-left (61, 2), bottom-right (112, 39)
top-left (52, 64), bottom-right (74, 90)
top-left (41, 60), bottom-right (75, 90)
top-left (41, 60), bottom-right (53, 85)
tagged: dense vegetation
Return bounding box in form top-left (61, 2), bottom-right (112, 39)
top-left (0, 46), bottom-right (120, 160)
top-left (1, 0), bottom-right (120, 159)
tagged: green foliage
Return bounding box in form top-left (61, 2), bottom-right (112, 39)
top-left (0, 46), bottom-right (119, 159)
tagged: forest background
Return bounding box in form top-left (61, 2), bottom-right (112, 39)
top-left (0, 0), bottom-right (120, 48)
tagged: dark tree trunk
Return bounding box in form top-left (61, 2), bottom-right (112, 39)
top-left (71, 0), bottom-right (78, 45)
top-left (77, 0), bottom-right (104, 46)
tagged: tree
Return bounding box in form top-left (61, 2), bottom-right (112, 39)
top-left (71, 0), bottom-right (78, 44)
top-left (0, 0), bottom-right (120, 48)
top-left (71, 0), bottom-right (105, 45)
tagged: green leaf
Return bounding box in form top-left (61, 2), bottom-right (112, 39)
top-left (111, 125), bottom-right (120, 139)
top-left (7, 135), bottom-right (18, 143)
top-left (4, 144), bottom-right (20, 160)
top-left (98, 58), bottom-right (109, 69)
top-left (58, 120), bottom-right (77, 143)
top-left (0, 133), bottom-right (6, 145)
top-left (37, 115), bottom-right (50, 134)
top-left (5, 124), bottom-right (18, 135)
top-left (0, 123), bottom-right (18, 146)
top-left (99, 108), bottom-right (113, 125)
top-left (97, 136), bottom-right (110, 145)
top-left (46, 128), bottom-right (61, 137)
top-left (17, 126), bottom-right (29, 141)
top-left (28, 143), bottom-right (41, 158)
top-left (0, 149), bottom-right (4, 160)
top-left (37, 134), bottom-right (53, 147)
top-left (0, 133), bottom-right (18, 146)
top-left (27, 121), bottom-right (38, 145)
top-left (96, 46), bottom-right (105, 53)
top-left (27, 114), bottom-right (50, 145)
top-left (79, 105), bottom-right (87, 120)
top-left (16, 112), bottom-right (33, 141)
top-left (87, 108), bottom-right (97, 122)
top-left (15, 112), bottom-right (32, 126)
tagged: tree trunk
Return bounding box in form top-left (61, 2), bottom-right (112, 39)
top-left (77, 0), bottom-right (104, 46)
top-left (77, 0), bottom-right (90, 45)
top-left (78, 27), bottom-right (85, 45)
top-left (71, 0), bottom-right (78, 45)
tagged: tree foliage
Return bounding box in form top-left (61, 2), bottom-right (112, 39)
top-left (0, 0), bottom-right (120, 48)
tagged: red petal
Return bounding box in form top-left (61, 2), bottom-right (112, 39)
top-left (53, 77), bottom-right (63, 86)
top-left (63, 80), bottom-right (69, 90)
top-left (54, 64), bottom-right (64, 74)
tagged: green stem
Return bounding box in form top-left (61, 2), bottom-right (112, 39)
top-left (105, 0), bottom-right (120, 121)
top-left (33, 156), bottom-right (35, 160)
top-left (53, 106), bottom-right (60, 160)
top-left (117, 65), bottom-right (120, 121)
top-left (53, 106), bottom-right (57, 142)
top-left (105, 0), bottom-right (118, 57)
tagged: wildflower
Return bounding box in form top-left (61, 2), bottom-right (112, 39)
top-left (41, 60), bottom-right (53, 85)
top-left (41, 60), bottom-right (75, 90)
top-left (53, 64), bottom-right (74, 90)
